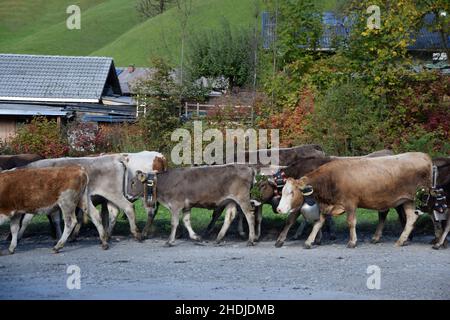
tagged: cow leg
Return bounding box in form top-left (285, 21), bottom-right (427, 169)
top-left (238, 202), bottom-right (256, 246)
top-left (167, 208), bottom-right (181, 246)
top-left (314, 229), bottom-right (323, 245)
top-left (396, 205), bottom-right (414, 241)
top-left (16, 214), bottom-right (34, 241)
top-left (202, 206), bottom-right (224, 238)
top-left (237, 211), bottom-right (246, 239)
top-left (8, 215), bottom-right (22, 254)
top-left (142, 204), bottom-right (159, 239)
top-left (255, 205), bottom-right (263, 241)
top-left (275, 210), bottom-right (301, 247)
top-left (325, 215), bottom-right (336, 240)
top-left (51, 211), bottom-right (63, 240)
top-left (396, 201), bottom-right (418, 247)
top-left (430, 218), bottom-right (444, 244)
top-left (304, 214), bottom-right (326, 249)
top-left (292, 218), bottom-right (307, 240)
top-left (53, 204), bottom-right (78, 253)
top-left (109, 197), bottom-right (141, 241)
top-left (181, 209), bottom-right (201, 242)
top-left (106, 203), bottom-right (120, 240)
top-left (371, 211), bottom-right (388, 244)
top-left (216, 204), bottom-right (237, 243)
top-left (69, 207), bottom-right (85, 242)
top-left (87, 201), bottom-right (109, 250)
top-left (433, 219), bottom-right (450, 250)
top-left (346, 209), bottom-right (358, 248)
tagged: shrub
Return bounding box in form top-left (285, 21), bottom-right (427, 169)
top-left (9, 117), bottom-right (69, 158)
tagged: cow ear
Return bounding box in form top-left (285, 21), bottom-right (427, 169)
top-left (136, 171), bottom-right (146, 182)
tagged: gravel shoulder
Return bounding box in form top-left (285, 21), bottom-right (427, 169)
top-left (0, 234), bottom-right (449, 300)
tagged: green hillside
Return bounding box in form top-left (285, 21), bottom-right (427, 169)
top-left (0, 0), bottom-right (338, 66)
top-left (93, 0), bottom-right (261, 66)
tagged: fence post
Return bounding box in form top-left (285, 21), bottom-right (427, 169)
top-left (185, 102), bottom-right (188, 117)
top-left (197, 102), bottom-right (200, 117)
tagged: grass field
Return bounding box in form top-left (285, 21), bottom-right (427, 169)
top-left (0, 0), bottom-right (340, 66)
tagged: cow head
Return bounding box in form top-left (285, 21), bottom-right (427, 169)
top-left (257, 178), bottom-right (278, 202)
top-left (128, 170), bottom-right (146, 198)
top-left (277, 178), bottom-right (305, 214)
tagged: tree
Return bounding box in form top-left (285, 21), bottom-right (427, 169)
top-left (133, 58), bottom-right (181, 153)
top-left (187, 19), bottom-right (256, 89)
top-left (136, 0), bottom-right (173, 19)
top-left (176, 0), bottom-right (193, 88)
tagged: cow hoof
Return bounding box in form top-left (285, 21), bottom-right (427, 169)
top-left (303, 243), bottom-right (312, 249)
top-left (52, 247), bottom-right (60, 254)
top-left (371, 238), bottom-right (380, 244)
top-left (134, 233), bottom-right (143, 242)
top-left (395, 240), bottom-right (408, 247)
top-left (165, 241), bottom-right (176, 247)
top-left (101, 243), bottom-right (109, 250)
top-left (247, 241), bottom-right (255, 247)
top-left (8, 248), bottom-right (15, 255)
top-left (346, 242), bottom-right (357, 249)
top-left (432, 244), bottom-right (441, 250)
top-left (275, 241), bottom-right (284, 248)
top-left (192, 235), bottom-right (202, 242)
top-left (239, 233), bottom-right (247, 239)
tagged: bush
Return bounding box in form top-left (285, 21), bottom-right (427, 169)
top-left (304, 82), bottom-right (386, 156)
top-left (10, 117), bottom-right (69, 158)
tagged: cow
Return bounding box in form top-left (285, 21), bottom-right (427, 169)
top-left (224, 144), bottom-right (325, 166)
top-left (129, 164), bottom-right (257, 246)
top-left (430, 157), bottom-right (450, 250)
top-left (0, 154), bottom-right (43, 170)
top-left (17, 152), bottom-right (167, 243)
top-left (20, 154), bottom-right (135, 249)
top-left (277, 152), bottom-right (432, 249)
top-left (0, 166), bottom-right (88, 254)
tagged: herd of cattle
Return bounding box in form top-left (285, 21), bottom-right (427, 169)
top-left (0, 144), bottom-right (449, 255)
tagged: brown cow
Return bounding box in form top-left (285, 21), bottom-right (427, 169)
top-left (0, 166), bottom-right (88, 254)
top-left (277, 152), bottom-right (432, 248)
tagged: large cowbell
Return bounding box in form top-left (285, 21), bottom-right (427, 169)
top-left (300, 185), bottom-right (320, 222)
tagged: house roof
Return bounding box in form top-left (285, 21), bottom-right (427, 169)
top-left (0, 54), bottom-right (122, 104)
top-left (0, 103), bottom-right (73, 117)
top-left (117, 67), bottom-right (153, 95)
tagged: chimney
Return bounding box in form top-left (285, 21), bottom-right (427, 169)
top-left (128, 64), bottom-right (135, 73)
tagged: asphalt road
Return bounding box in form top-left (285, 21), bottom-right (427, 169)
top-left (0, 233), bottom-right (449, 300)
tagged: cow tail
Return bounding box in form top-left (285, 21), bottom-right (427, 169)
top-left (80, 168), bottom-right (90, 225)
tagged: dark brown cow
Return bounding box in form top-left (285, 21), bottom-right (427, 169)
top-left (225, 144), bottom-right (325, 166)
top-left (0, 166), bottom-right (88, 254)
top-left (129, 164), bottom-right (257, 246)
top-left (277, 152), bottom-right (432, 248)
top-left (430, 157), bottom-right (450, 249)
top-left (0, 154), bottom-right (43, 170)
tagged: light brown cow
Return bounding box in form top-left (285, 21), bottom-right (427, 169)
top-left (0, 166), bottom-right (88, 254)
top-left (277, 152), bottom-right (432, 248)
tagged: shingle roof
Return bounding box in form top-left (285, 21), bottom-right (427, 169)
top-left (0, 54), bottom-right (122, 103)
